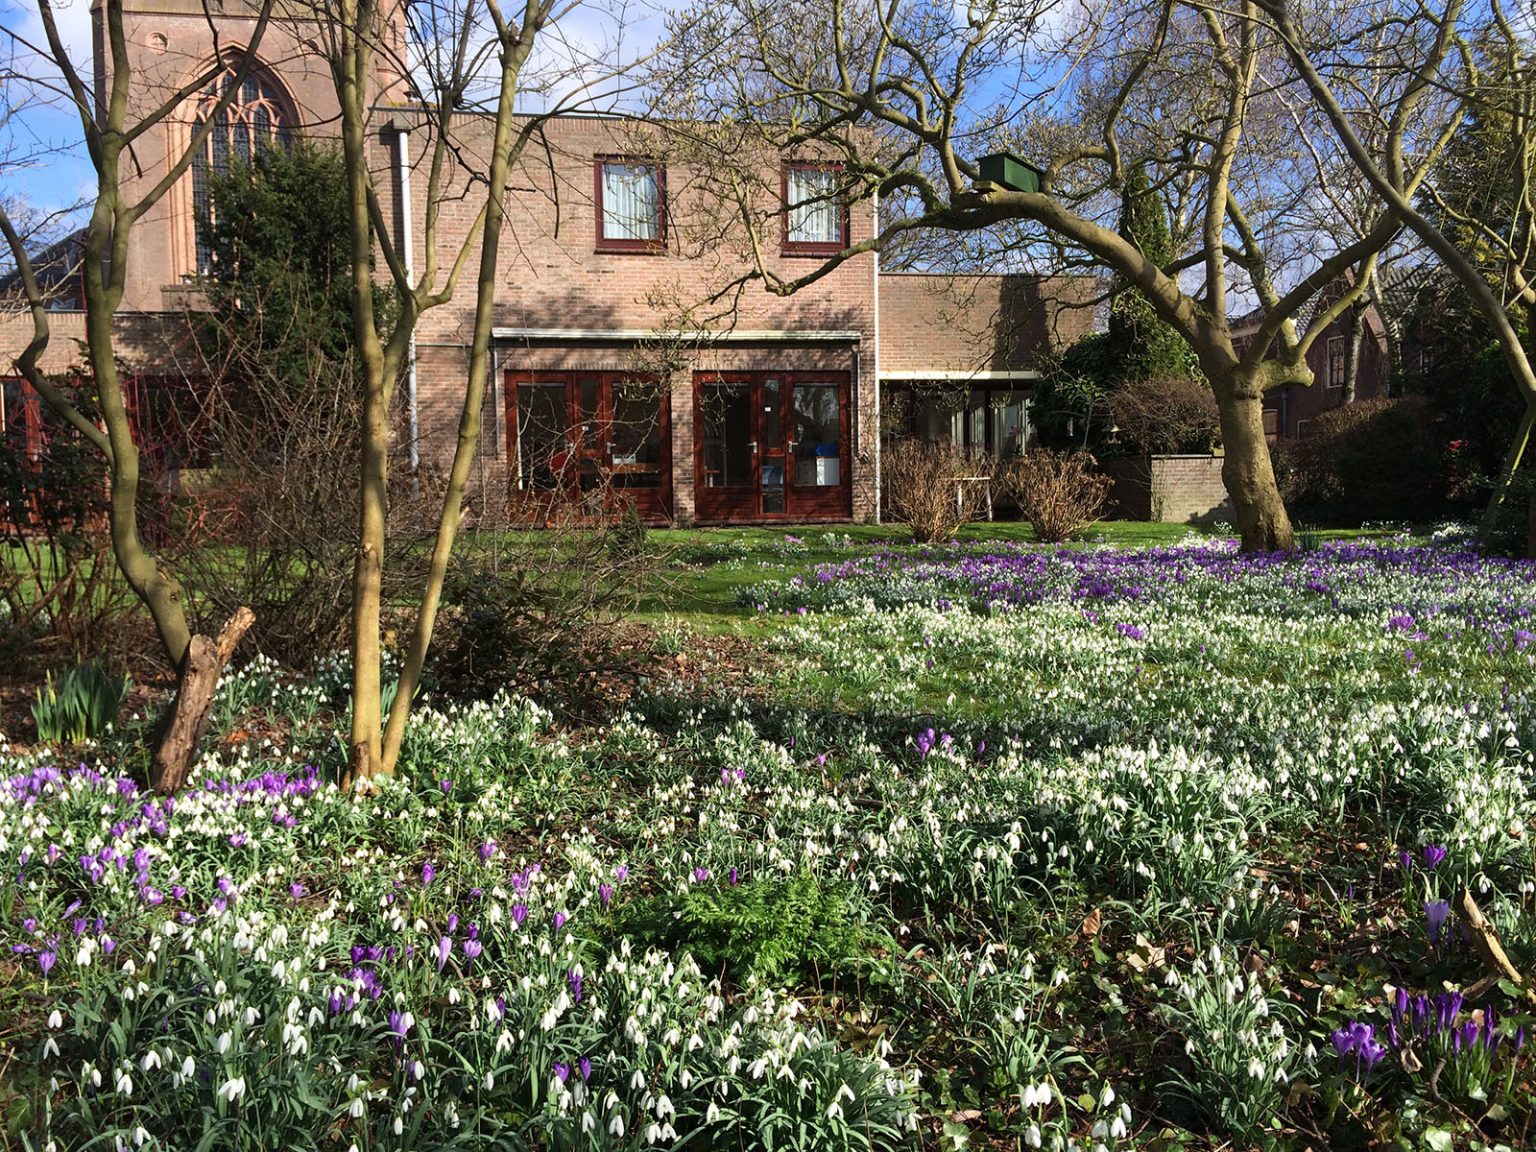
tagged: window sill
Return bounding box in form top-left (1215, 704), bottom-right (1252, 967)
top-left (594, 244), bottom-right (666, 256)
top-left (781, 245), bottom-right (846, 259)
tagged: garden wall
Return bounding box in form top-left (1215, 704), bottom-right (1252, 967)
top-left (1103, 454), bottom-right (1232, 523)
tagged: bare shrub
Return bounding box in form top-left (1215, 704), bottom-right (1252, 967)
top-left (1002, 449), bottom-right (1111, 543)
top-left (1109, 375), bottom-right (1221, 455)
top-left (882, 438), bottom-right (992, 543)
top-left (0, 381), bottom-right (142, 667)
top-left (431, 484), bottom-right (670, 703)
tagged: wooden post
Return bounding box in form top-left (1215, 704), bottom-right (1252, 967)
top-left (150, 606), bottom-right (255, 795)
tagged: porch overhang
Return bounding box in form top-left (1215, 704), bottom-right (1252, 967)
top-left (493, 327), bottom-right (863, 345)
top-left (878, 369), bottom-right (1041, 382)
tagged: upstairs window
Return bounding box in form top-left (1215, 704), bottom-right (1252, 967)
top-left (783, 164), bottom-right (846, 253)
top-left (596, 159), bottom-right (664, 251)
top-left (1326, 335), bottom-right (1346, 389)
top-left (191, 64), bottom-right (292, 276)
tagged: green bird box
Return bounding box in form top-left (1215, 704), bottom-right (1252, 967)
top-left (977, 152), bottom-right (1043, 194)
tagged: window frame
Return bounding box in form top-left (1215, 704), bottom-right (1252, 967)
top-left (593, 156), bottom-right (667, 254)
top-left (781, 162), bottom-right (849, 256)
top-left (1326, 335), bottom-right (1346, 390)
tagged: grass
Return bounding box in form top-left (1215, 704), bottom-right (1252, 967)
top-left (631, 518), bottom-right (1392, 631)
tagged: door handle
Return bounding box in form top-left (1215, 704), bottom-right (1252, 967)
top-left (748, 441), bottom-right (758, 453)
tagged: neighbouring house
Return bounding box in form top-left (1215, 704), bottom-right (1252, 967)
top-left (0, 0), bottom-right (1096, 526)
top-left (1230, 278), bottom-right (1392, 442)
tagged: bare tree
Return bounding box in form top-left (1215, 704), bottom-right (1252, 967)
top-left (1258, 0), bottom-right (1536, 536)
top-left (316, 0), bottom-right (650, 783)
top-left (651, 0), bottom-right (1464, 551)
top-left (0, 0), bottom-right (279, 788)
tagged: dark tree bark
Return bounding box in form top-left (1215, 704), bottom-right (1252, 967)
top-left (151, 606), bottom-right (254, 795)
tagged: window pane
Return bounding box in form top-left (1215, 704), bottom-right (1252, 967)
top-left (611, 379), bottom-right (662, 489)
top-left (702, 383), bottom-right (752, 488)
top-left (791, 383), bottom-right (841, 487)
top-left (787, 168), bottom-right (839, 244)
top-left (517, 383), bottom-right (570, 490)
top-left (602, 163), bottom-right (660, 241)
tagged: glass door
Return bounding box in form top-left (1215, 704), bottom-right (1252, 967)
top-left (695, 372), bottom-right (850, 522)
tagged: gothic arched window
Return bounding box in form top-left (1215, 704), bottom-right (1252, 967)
top-left (190, 63), bottom-right (292, 275)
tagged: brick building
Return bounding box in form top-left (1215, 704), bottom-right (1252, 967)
top-left (0, 0), bottom-right (1094, 525)
top-left (1231, 283), bottom-right (1392, 441)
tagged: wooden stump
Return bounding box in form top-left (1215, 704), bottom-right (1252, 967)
top-left (150, 606), bottom-right (255, 795)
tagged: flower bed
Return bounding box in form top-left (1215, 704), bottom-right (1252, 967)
top-left (3, 538), bottom-right (1536, 1149)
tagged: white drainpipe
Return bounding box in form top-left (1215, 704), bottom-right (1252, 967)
top-left (871, 189), bottom-right (881, 524)
top-left (396, 123), bottom-right (420, 490)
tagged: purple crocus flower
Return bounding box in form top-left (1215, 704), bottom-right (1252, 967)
top-left (554, 912), bottom-right (568, 931)
top-left (37, 948), bottom-right (56, 976)
top-left (578, 1056), bottom-right (591, 1082)
top-left (729, 867), bottom-right (739, 886)
top-left (479, 841), bottom-right (497, 862)
top-left (1422, 844), bottom-right (1447, 870)
top-left (1425, 900), bottom-right (1452, 947)
top-left (463, 939), bottom-right (483, 964)
top-left (439, 779), bottom-right (453, 796)
top-left (512, 903), bottom-right (528, 927)
top-left (553, 1061), bottom-right (570, 1084)
top-left (436, 936), bottom-right (452, 972)
top-left (598, 884), bottom-right (613, 909)
top-left (568, 970), bottom-right (583, 1002)
top-left (421, 862), bottom-right (436, 887)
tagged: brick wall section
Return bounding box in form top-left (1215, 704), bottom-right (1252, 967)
top-left (390, 114), bottom-right (878, 523)
top-left (1104, 455), bottom-right (1232, 524)
top-left (878, 273), bottom-right (1097, 373)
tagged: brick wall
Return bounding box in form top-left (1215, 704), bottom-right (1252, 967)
top-left (1104, 455), bottom-right (1232, 524)
top-left (878, 273), bottom-right (1097, 373)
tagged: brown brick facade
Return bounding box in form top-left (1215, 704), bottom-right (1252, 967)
top-left (2, 2), bottom-right (1096, 527)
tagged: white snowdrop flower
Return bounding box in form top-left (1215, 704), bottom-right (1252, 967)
top-left (706, 1101), bottom-right (721, 1123)
top-left (1110, 1116), bottom-right (1128, 1139)
top-left (139, 1049), bottom-right (160, 1072)
top-left (655, 1094), bottom-right (674, 1118)
top-left (608, 1114), bottom-right (625, 1138)
top-left (448, 988), bottom-right (460, 1005)
top-left (1099, 1084), bottom-right (1115, 1108)
top-left (393, 1116), bottom-right (403, 1136)
top-left (581, 1111), bottom-right (596, 1133)
top-left (47, 1010), bottom-right (62, 1030)
top-left (483, 1071), bottom-right (495, 1091)
top-left (1023, 1123), bottom-right (1042, 1148)
top-left (217, 1032), bottom-right (232, 1055)
top-left (349, 1097), bottom-right (366, 1119)
top-left (630, 1069), bottom-right (646, 1090)
top-left (182, 1055), bottom-right (196, 1078)
top-left (218, 1076), bottom-right (246, 1103)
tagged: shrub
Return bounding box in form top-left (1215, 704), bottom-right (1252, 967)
top-left (1108, 375), bottom-right (1221, 455)
top-left (1272, 398), bottom-right (1441, 525)
top-left (432, 486), bottom-right (668, 698)
top-left (1002, 449), bottom-right (1110, 542)
top-left (32, 662), bottom-right (131, 744)
top-left (882, 438), bottom-right (992, 542)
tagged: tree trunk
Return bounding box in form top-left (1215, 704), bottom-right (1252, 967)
top-left (1342, 301), bottom-right (1365, 405)
top-left (1213, 377), bottom-right (1293, 552)
top-left (151, 607), bottom-right (254, 794)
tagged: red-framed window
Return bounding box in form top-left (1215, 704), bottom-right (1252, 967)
top-left (124, 376), bottom-right (217, 471)
top-left (1, 378), bottom-right (43, 461)
top-left (594, 158), bottom-right (666, 252)
top-left (782, 163), bottom-right (848, 255)
top-left (1326, 336), bottom-right (1346, 389)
